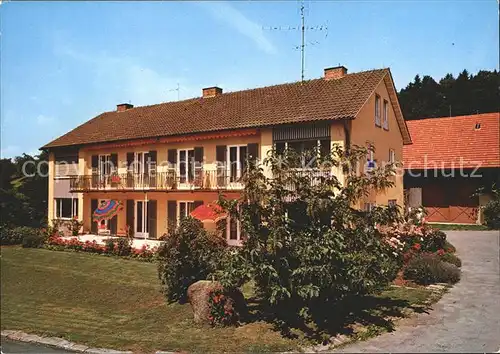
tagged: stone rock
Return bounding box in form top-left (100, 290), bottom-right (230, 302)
top-left (187, 280), bottom-right (246, 324)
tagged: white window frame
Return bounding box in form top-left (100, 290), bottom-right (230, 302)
top-left (227, 145), bottom-right (247, 184)
top-left (177, 200), bottom-right (194, 225)
top-left (226, 214), bottom-right (242, 246)
top-left (382, 99), bottom-right (389, 130)
top-left (98, 154), bottom-right (111, 176)
top-left (389, 149), bottom-right (396, 164)
top-left (375, 94), bottom-right (381, 127)
top-left (54, 197), bottom-right (78, 220)
top-left (275, 139), bottom-right (328, 170)
top-left (177, 148), bottom-right (195, 186)
top-left (364, 202), bottom-right (376, 212)
top-left (366, 143), bottom-right (376, 172)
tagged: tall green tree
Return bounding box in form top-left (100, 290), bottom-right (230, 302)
top-left (399, 69), bottom-right (499, 120)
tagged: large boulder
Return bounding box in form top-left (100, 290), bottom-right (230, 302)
top-left (187, 280), bottom-right (246, 325)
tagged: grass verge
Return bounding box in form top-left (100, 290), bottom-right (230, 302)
top-left (429, 223), bottom-right (488, 231)
top-left (1, 247), bottom-right (439, 353)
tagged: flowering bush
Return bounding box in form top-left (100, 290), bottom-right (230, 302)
top-left (207, 288), bottom-right (235, 326)
top-left (46, 236), bottom-right (158, 261)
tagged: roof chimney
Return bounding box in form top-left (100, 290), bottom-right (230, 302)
top-left (202, 86), bottom-right (223, 98)
top-left (324, 66), bottom-right (348, 80)
top-left (117, 103), bottom-right (134, 112)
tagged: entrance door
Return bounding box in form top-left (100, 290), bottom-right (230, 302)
top-left (135, 200), bottom-right (149, 238)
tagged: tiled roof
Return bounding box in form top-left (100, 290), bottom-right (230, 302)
top-left (43, 68), bottom-right (393, 149)
top-left (403, 113), bottom-right (500, 169)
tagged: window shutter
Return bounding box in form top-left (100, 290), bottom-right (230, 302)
top-left (126, 152), bottom-right (134, 170)
top-left (90, 199), bottom-right (98, 233)
top-left (216, 145), bottom-right (227, 163)
top-left (126, 200), bottom-right (134, 236)
top-left (194, 147), bottom-right (204, 164)
top-left (148, 151), bottom-right (157, 188)
top-left (91, 155), bottom-right (98, 174)
top-left (109, 215), bottom-right (117, 235)
top-left (247, 143), bottom-right (259, 160)
top-left (110, 153), bottom-right (118, 173)
top-left (148, 200), bottom-right (157, 239)
top-left (216, 145), bottom-right (227, 187)
top-left (167, 200), bottom-right (177, 232)
top-left (167, 149), bottom-right (177, 167)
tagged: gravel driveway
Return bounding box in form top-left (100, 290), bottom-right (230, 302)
top-left (335, 230), bottom-right (500, 353)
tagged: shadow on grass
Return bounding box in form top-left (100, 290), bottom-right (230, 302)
top-left (242, 291), bottom-right (428, 343)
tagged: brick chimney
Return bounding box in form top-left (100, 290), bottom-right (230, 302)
top-left (117, 103), bottom-right (134, 112)
top-left (202, 86), bottom-right (223, 98)
top-left (324, 66), bottom-right (348, 80)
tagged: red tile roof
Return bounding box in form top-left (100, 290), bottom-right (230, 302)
top-left (43, 68), bottom-right (409, 149)
top-left (403, 113), bottom-right (500, 169)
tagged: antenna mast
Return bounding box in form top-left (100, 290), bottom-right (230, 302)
top-left (263, 0), bottom-right (327, 82)
top-left (300, 0), bottom-right (305, 82)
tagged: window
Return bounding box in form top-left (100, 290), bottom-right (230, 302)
top-left (383, 100), bottom-right (389, 130)
top-left (178, 149), bottom-right (195, 184)
top-left (375, 94), bottom-right (381, 127)
top-left (389, 149), bottom-right (395, 164)
top-left (366, 143), bottom-right (376, 171)
top-left (364, 202), bottom-right (376, 212)
top-left (228, 145), bottom-right (247, 182)
top-left (55, 198), bottom-right (78, 219)
top-left (98, 154), bottom-right (111, 176)
top-left (388, 199), bottom-right (397, 207)
top-left (177, 201), bottom-right (194, 224)
top-left (274, 139), bottom-right (330, 168)
top-left (226, 207), bottom-right (242, 246)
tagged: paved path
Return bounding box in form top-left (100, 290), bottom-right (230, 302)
top-left (336, 230), bottom-right (500, 353)
top-left (1, 338), bottom-right (75, 353)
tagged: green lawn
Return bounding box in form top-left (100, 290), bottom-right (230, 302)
top-left (1, 247), bottom-right (435, 353)
top-left (429, 223), bottom-right (488, 231)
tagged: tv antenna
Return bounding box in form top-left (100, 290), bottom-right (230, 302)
top-left (168, 83), bottom-right (180, 101)
top-left (263, 0), bottom-right (328, 82)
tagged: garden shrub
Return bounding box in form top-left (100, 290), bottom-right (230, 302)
top-left (216, 145), bottom-right (403, 324)
top-left (115, 237), bottom-right (132, 256)
top-left (404, 254), bottom-right (460, 285)
top-left (0, 226), bottom-right (23, 245)
top-left (158, 217), bottom-right (227, 302)
top-left (0, 226), bottom-right (46, 248)
top-left (440, 252), bottom-right (462, 267)
top-left (483, 199), bottom-right (500, 230)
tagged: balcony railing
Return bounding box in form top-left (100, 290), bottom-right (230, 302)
top-left (69, 169), bottom-right (334, 193)
top-left (69, 170), bottom-right (245, 192)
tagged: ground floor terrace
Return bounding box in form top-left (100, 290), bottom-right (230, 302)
top-left (59, 191), bottom-right (244, 245)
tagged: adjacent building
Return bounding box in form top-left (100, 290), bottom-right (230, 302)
top-left (403, 112), bottom-right (500, 224)
top-left (42, 66), bottom-right (411, 242)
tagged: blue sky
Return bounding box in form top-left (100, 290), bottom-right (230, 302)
top-left (1, 0), bottom-right (498, 157)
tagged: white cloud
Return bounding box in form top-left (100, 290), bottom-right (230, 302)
top-left (57, 46), bottom-right (197, 106)
top-left (200, 2), bottom-right (277, 55)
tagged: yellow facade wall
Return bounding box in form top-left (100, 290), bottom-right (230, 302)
top-left (351, 78), bottom-right (405, 207)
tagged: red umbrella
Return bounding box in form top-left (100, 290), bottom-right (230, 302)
top-left (190, 203), bottom-right (227, 223)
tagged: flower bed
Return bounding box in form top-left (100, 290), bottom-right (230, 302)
top-left (46, 236), bottom-right (158, 262)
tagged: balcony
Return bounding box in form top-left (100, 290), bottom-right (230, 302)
top-left (68, 170), bottom-right (244, 192)
top-left (69, 169), bottom-right (334, 193)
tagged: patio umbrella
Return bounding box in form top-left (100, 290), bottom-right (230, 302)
top-left (190, 203), bottom-right (227, 223)
top-left (93, 200), bottom-right (123, 222)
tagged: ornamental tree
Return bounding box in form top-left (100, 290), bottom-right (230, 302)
top-left (217, 144), bottom-right (403, 323)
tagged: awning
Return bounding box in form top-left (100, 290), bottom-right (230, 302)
top-left (93, 200), bottom-right (123, 222)
top-left (190, 203), bottom-right (227, 223)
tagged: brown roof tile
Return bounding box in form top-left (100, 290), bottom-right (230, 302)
top-left (43, 68), bottom-right (390, 149)
top-left (403, 112), bottom-right (500, 169)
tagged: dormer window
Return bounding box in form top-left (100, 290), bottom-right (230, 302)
top-left (474, 122), bottom-right (481, 130)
